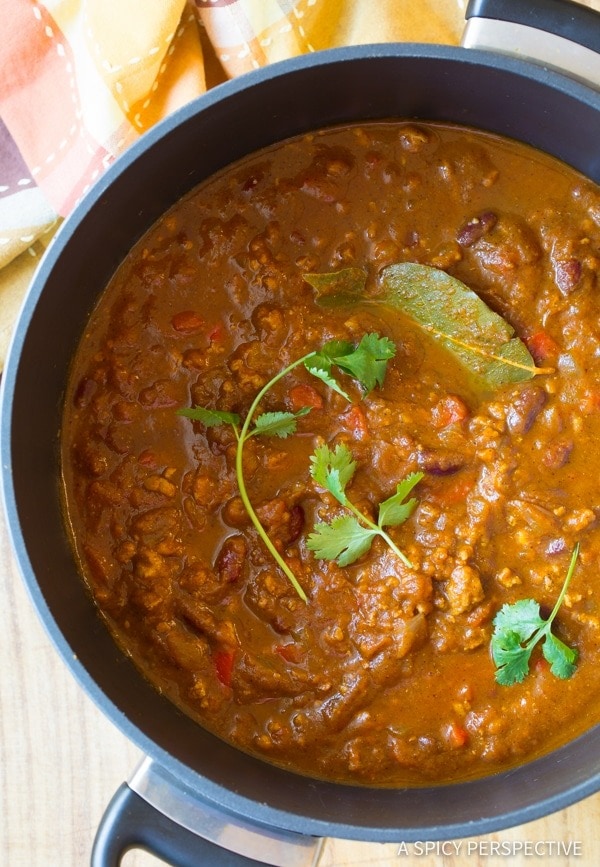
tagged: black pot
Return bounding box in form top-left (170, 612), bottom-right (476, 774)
top-left (3, 1), bottom-right (600, 864)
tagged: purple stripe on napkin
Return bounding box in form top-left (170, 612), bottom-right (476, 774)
top-left (0, 116), bottom-right (36, 199)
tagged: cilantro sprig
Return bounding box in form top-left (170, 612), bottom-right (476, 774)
top-left (307, 442), bottom-right (422, 567)
top-left (491, 544), bottom-right (580, 685)
top-left (306, 334), bottom-right (396, 398)
top-left (178, 334), bottom-right (396, 601)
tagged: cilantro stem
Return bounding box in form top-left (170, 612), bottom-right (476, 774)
top-left (547, 542), bottom-right (580, 622)
top-left (241, 352), bottom-right (316, 441)
top-left (376, 528), bottom-right (413, 568)
top-left (524, 542), bottom-right (580, 654)
top-left (344, 499), bottom-right (413, 568)
top-left (235, 352), bottom-right (316, 603)
top-left (179, 333), bottom-right (397, 601)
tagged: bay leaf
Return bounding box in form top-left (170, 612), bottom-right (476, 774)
top-left (303, 267), bottom-right (367, 306)
top-left (379, 262), bottom-right (543, 387)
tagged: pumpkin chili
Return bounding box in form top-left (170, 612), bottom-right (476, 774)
top-left (61, 121), bottom-right (600, 785)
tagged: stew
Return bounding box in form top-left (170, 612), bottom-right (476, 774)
top-left (61, 121), bottom-right (600, 785)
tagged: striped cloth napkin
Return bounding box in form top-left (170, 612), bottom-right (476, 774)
top-left (0, 0), bottom-right (595, 367)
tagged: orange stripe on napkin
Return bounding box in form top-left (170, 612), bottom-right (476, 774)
top-left (0, 0), bottom-right (108, 214)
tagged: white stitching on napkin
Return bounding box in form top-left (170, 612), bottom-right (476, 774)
top-left (89, 12), bottom-right (194, 129)
top-left (0, 179), bottom-right (34, 195)
top-left (291, 0), bottom-right (316, 53)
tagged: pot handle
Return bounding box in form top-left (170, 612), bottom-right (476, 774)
top-left (91, 784), bottom-right (268, 867)
top-left (91, 757), bottom-right (324, 867)
top-left (462, 0), bottom-right (600, 90)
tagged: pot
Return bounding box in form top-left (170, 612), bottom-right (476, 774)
top-left (2, 1), bottom-right (600, 864)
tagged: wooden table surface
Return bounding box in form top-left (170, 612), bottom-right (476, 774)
top-left (2, 511), bottom-right (600, 867)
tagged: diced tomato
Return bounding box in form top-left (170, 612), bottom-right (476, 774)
top-left (208, 322), bottom-right (225, 344)
top-left (171, 310), bottom-right (204, 333)
top-left (444, 721), bottom-right (469, 749)
top-left (525, 330), bottom-right (560, 364)
top-left (580, 389), bottom-right (600, 414)
top-left (343, 405), bottom-right (369, 439)
top-left (275, 643), bottom-right (304, 664)
top-left (431, 395), bottom-right (470, 428)
top-left (288, 383), bottom-right (323, 412)
top-left (431, 472), bottom-right (476, 505)
top-left (214, 649), bottom-right (235, 687)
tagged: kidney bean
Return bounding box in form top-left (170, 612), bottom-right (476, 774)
top-left (506, 385), bottom-right (547, 434)
top-left (416, 448), bottom-right (465, 475)
top-left (456, 211), bottom-right (497, 247)
top-left (554, 258), bottom-right (582, 295)
top-left (542, 438), bottom-right (574, 470)
top-left (215, 535), bottom-right (247, 583)
top-left (286, 504), bottom-right (305, 545)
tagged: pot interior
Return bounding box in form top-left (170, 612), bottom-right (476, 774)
top-left (3, 46), bottom-right (600, 839)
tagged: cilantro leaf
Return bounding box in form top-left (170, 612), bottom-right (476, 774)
top-left (331, 333), bottom-right (396, 392)
top-left (377, 472), bottom-right (424, 528)
top-left (309, 443), bottom-right (357, 504)
top-left (305, 340), bottom-right (355, 399)
top-left (321, 468), bottom-right (347, 506)
top-left (542, 632), bottom-right (578, 679)
top-left (491, 629), bottom-right (533, 685)
top-left (307, 515), bottom-right (376, 566)
top-left (492, 598), bottom-right (542, 644)
top-left (177, 406), bottom-right (241, 427)
top-left (304, 358), bottom-right (351, 400)
top-left (308, 442), bottom-right (420, 569)
top-left (491, 544), bottom-right (580, 686)
top-left (305, 334), bottom-right (396, 396)
top-left (251, 408), bottom-right (311, 439)
top-left (318, 339), bottom-right (355, 360)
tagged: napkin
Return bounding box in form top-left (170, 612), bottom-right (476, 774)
top-left (0, 0), bottom-right (595, 369)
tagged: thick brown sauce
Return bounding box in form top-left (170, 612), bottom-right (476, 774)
top-left (61, 122), bottom-right (600, 785)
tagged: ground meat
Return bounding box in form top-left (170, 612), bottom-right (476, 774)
top-left (445, 564), bottom-right (485, 615)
